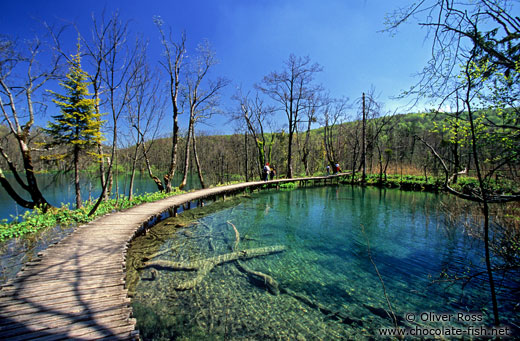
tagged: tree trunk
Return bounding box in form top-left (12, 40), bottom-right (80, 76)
top-left (361, 92), bottom-right (367, 184)
top-left (244, 131), bottom-right (249, 182)
top-left (106, 156), bottom-right (113, 198)
top-left (465, 63), bottom-right (500, 325)
top-left (19, 138), bottom-right (52, 210)
top-left (179, 120), bottom-right (193, 190)
top-left (88, 108), bottom-right (118, 216)
top-left (128, 142), bottom-right (140, 201)
top-left (141, 139), bottom-right (164, 191)
top-left (192, 128), bottom-right (205, 189)
top-left (74, 145), bottom-right (82, 209)
top-left (0, 133), bottom-right (51, 211)
top-left (0, 168), bottom-right (36, 209)
top-left (383, 156), bottom-right (390, 182)
top-left (287, 130), bottom-right (294, 178)
top-left (93, 79), bottom-right (108, 200)
top-left (377, 145), bottom-right (383, 184)
top-left (302, 118), bottom-right (312, 176)
top-left (97, 144), bottom-right (108, 200)
top-left (165, 112), bottom-right (179, 193)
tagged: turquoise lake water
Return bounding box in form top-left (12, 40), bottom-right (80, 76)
top-left (127, 186), bottom-right (518, 339)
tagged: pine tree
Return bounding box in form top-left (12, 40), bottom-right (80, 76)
top-left (45, 43), bottom-right (103, 209)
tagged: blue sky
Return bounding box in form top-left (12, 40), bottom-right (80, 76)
top-left (1, 0), bottom-right (434, 135)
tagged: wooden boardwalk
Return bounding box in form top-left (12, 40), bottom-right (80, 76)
top-left (0, 174), bottom-right (346, 340)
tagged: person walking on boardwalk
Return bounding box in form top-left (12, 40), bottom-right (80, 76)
top-left (263, 163), bottom-right (271, 181)
top-left (326, 165), bottom-right (330, 175)
top-left (334, 163), bottom-right (341, 174)
top-left (270, 167), bottom-right (276, 180)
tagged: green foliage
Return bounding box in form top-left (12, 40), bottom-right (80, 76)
top-left (279, 182), bottom-right (297, 190)
top-left (345, 173), bottom-right (460, 191)
top-left (0, 189), bottom-right (184, 241)
top-left (43, 44), bottom-right (104, 161)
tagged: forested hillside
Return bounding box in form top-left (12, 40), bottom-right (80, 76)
top-left (2, 109), bottom-right (517, 194)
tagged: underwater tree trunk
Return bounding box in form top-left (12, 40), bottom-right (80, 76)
top-left (144, 245), bottom-right (286, 290)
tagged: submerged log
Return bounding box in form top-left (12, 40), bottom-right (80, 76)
top-left (281, 287), bottom-right (361, 326)
top-left (143, 259), bottom-right (198, 271)
top-left (227, 220), bottom-right (240, 251)
top-left (144, 245), bottom-right (286, 290)
top-left (142, 248), bottom-right (174, 261)
top-left (236, 260), bottom-right (280, 295)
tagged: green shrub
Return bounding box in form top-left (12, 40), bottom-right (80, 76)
top-left (279, 182), bottom-right (297, 190)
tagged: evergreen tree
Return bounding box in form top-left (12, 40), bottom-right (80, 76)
top-left (44, 44), bottom-right (103, 209)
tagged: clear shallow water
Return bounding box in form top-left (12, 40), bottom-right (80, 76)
top-left (127, 186), bottom-right (519, 340)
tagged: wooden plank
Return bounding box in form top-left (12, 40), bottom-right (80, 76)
top-left (9, 271), bottom-right (125, 285)
top-left (0, 298), bottom-right (131, 318)
top-left (0, 303), bottom-right (131, 327)
top-left (0, 282), bottom-right (125, 298)
top-left (0, 284), bottom-right (125, 302)
top-left (16, 265), bottom-right (124, 278)
top-left (65, 323), bottom-right (137, 340)
top-left (0, 289), bottom-right (126, 309)
top-left (0, 306), bottom-right (133, 336)
top-left (21, 259), bottom-right (124, 269)
top-left (3, 276), bottom-right (125, 291)
top-left (3, 315), bottom-right (135, 341)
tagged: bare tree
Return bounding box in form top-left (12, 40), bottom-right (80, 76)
top-left (385, 0), bottom-right (520, 109)
top-left (155, 17), bottom-right (186, 193)
top-left (89, 12), bottom-right (138, 216)
top-left (344, 117), bottom-right (362, 182)
top-left (298, 93), bottom-right (327, 176)
top-left (126, 41), bottom-right (165, 200)
top-left (322, 97), bottom-right (348, 172)
top-left (179, 41), bottom-right (229, 189)
top-left (257, 54), bottom-right (322, 178)
top-left (78, 12), bottom-right (114, 199)
top-left (0, 35), bottom-right (61, 211)
top-left (231, 89), bottom-right (276, 178)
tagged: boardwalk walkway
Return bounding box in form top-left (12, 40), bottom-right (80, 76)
top-left (0, 174), bottom-right (346, 340)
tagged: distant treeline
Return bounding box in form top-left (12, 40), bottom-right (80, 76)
top-left (2, 110), bottom-right (517, 191)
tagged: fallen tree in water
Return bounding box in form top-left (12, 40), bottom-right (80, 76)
top-left (143, 245), bottom-right (286, 290)
top-left (236, 260), bottom-right (280, 295)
